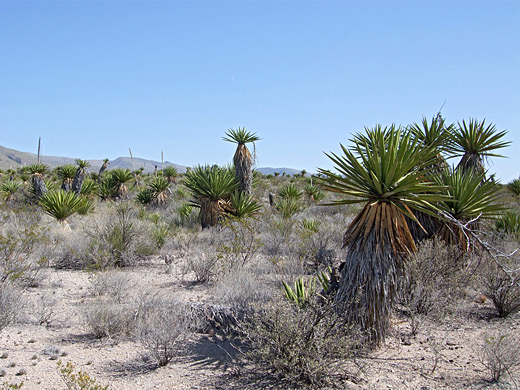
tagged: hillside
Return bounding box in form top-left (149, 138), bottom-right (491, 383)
top-left (0, 144), bottom-right (301, 175)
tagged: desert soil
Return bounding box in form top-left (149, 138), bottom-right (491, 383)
top-left (1, 257), bottom-right (518, 390)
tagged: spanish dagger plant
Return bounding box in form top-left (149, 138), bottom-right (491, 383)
top-left (223, 127), bottom-right (260, 195)
top-left (452, 119), bottom-right (510, 176)
top-left (433, 167), bottom-right (504, 251)
top-left (183, 165), bottom-right (237, 228)
top-left (318, 125), bottom-right (446, 346)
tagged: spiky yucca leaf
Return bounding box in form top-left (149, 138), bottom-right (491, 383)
top-left (409, 115), bottom-right (455, 155)
top-left (222, 127), bottom-right (261, 144)
top-left (278, 183), bottom-right (303, 200)
top-left (453, 119), bottom-right (510, 174)
top-left (434, 168), bottom-right (504, 250)
top-left (229, 191), bottom-right (262, 219)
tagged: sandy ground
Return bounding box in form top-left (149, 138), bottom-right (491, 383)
top-left (1, 258), bottom-right (519, 390)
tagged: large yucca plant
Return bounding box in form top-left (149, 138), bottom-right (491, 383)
top-left (223, 127), bottom-right (260, 195)
top-left (72, 159), bottom-right (91, 194)
top-left (27, 163), bottom-right (49, 199)
top-left (318, 125), bottom-right (445, 345)
top-left (452, 119), bottom-right (510, 175)
top-left (40, 189), bottom-right (83, 227)
top-left (406, 115), bottom-right (455, 240)
top-left (184, 165), bottom-right (237, 228)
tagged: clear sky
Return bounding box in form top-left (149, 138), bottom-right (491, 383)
top-left (0, 1), bottom-right (518, 180)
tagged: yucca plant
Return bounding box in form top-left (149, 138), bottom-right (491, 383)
top-left (494, 210), bottom-right (520, 237)
top-left (506, 178), bottom-right (520, 197)
top-left (0, 181), bottom-right (21, 201)
top-left (282, 277), bottom-right (317, 307)
top-left (406, 115), bottom-right (455, 240)
top-left (109, 168), bottom-right (134, 199)
top-left (275, 198), bottom-right (302, 219)
top-left (318, 125), bottom-right (445, 345)
top-left (434, 168), bottom-right (504, 251)
top-left (57, 164), bottom-right (77, 192)
top-left (98, 158), bottom-right (110, 177)
top-left (223, 127), bottom-right (260, 195)
top-left (27, 163), bottom-right (49, 199)
top-left (184, 165), bottom-right (237, 228)
top-left (72, 159), bottom-right (91, 194)
top-left (40, 189), bottom-right (83, 227)
top-left (278, 183), bottom-right (303, 200)
top-left (161, 166), bottom-right (179, 184)
top-left (149, 176), bottom-right (170, 205)
top-left (452, 119), bottom-right (510, 176)
top-left (304, 183), bottom-right (325, 203)
top-left (79, 178), bottom-right (98, 198)
top-left (98, 174), bottom-right (119, 201)
top-left (75, 196), bottom-right (95, 215)
top-left (229, 190), bottom-right (262, 219)
top-left (135, 188), bottom-right (154, 206)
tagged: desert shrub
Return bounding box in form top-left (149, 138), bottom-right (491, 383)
top-left (239, 298), bottom-right (362, 387)
top-left (57, 360), bottom-right (109, 390)
top-left (480, 332), bottom-right (520, 383)
top-left (0, 281), bottom-right (21, 330)
top-left (480, 252), bottom-right (520, 317)
top-left (88, 271), bottom-right (135, 304)
top-left (399, 239), bottom-right (469, 321)
top-left (85, 203), bottom-right (153, 268)
top-left (134, 295), bottom-right (200, 366)
top-left (212, 268), bottom-right (274, 311)
top-left (83, 298), bottom-right (135, 339)
top-left (0, 209), bottom-right (50, 286)
top-left (216, 219), bottom-right (261, 270)
top-left (260, 214), bottom-right (294, 258)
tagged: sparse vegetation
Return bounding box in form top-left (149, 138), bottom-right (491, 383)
top-left (0, 115), bottom-right (518, 389)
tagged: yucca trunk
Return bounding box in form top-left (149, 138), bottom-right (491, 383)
top-left (406, 209), bottom-right (441, 242)
top-left (61, 178), bottom-right (73, 192)
top-left (234, 144), bottom-right (253, 195)
top-left (200, 198), bottom-right (220, 228)
top-left (72, 169), bottom-right (85, 194)
top-left (457, 153), bottom-right (484, 175)
top-left (32, 174), bottom-right (47, 199)
top-left (99, 162), bottom-right (108, 177)
top-left (117, 184), bottom-right (129, 200)
top-left (336, 202), bottom-right (414, 346)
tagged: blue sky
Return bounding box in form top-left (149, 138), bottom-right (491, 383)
top-left (0, 1), bottom-right (518, 180)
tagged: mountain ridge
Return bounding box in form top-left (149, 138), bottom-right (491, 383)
top-left (0, 144), bottom-right (303, 176)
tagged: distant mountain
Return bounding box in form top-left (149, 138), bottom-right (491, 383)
top-left (0, 144), bottom-right (304, 176)
top-left (256, 167), bottom-right (303, 176)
